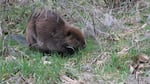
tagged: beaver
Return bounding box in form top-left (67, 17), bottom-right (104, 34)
top-left (26, 8), bottom-right (86, 55)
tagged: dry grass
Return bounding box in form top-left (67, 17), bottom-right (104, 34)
top-left (0, 0), bottom-right (150, 83)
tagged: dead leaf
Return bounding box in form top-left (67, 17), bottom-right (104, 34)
top-left (117, 46), bottom-right (130, 56)
top-left (136, 71), bottom-right (145, 77)
top-left (60, 75), bottom-right (84, 84)
top-left (5, 55), bottom-right (16, 62)
top-left (27, 76), bottom-right (35, 84)
top-left (8, 22), bottom-right (15, 25)
top-left (43, 61), bottom-right (52, 65)
top-left (129, 61), bottom-right (140, 75)
top-left (138, 54), bottom-right (149, 63)
top-left (42, 56), bottom-right (51, 65)
top-left (129, 64), bottom-right (135, 74)
top-left (96, 60), bottom-right (103, 65)
top-left (138, 64), bottom-right (144, 69)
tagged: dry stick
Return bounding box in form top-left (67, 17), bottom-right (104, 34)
top-left (91, 0), bottom-right (97, 37)
top-left (2, 36), bottom-right (9, 56)
top-left (91, 53), bottom-right (103, 64)
top-left (0, 22), bottom-right (2, 55)
top-left (123, 23), bottom-right (147, 37)
top-left (0, 21), bottom-right (2, 36)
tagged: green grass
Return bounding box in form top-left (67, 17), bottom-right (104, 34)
top-left (0, 37), bottom-right (98, 83)
top-left (1, 0), bottom-right (150, 83)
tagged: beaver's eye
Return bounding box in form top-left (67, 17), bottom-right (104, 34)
top-left (67, 32), bottom-right (71, 36)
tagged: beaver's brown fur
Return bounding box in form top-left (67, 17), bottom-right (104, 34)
top-left (26, 8), bottom-right (86, 55)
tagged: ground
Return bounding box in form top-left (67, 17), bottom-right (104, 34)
top-left (0, 0), bottom-right (150, 84)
